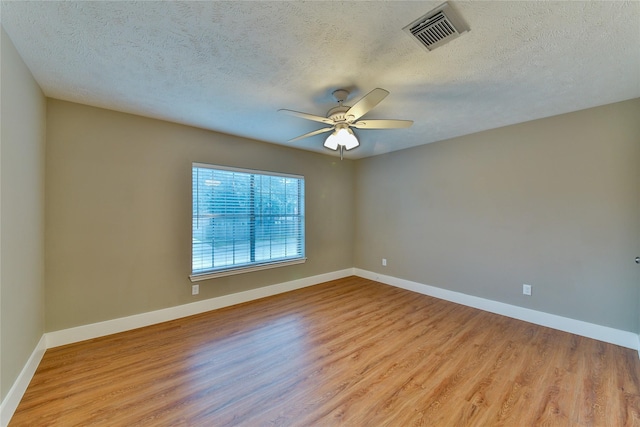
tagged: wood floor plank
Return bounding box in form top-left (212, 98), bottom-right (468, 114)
top-left (9, 277), bottom-right (640, 426)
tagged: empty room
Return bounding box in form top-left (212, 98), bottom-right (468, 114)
top-left (1, 1), bottom-right (639, 426)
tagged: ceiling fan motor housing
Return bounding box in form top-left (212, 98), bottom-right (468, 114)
top-left (327, 105), bottom-right (350, 122)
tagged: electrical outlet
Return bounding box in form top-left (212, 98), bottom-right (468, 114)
top-left (522, 284), bottom-right (532, 296)
top-left (192, 284), bottom-right (199, 295)
top-left (382, 258), bottom-right (387, 266)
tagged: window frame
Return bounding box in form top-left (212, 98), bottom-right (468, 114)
top-left (190, 163), bottom-right (306, 281)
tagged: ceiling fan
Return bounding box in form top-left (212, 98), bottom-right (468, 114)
top-left (279, 88), bottom-right (413, 159)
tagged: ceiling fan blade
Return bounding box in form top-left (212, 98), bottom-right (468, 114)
top-left (351, 119), bottom-right (413, 129)
top-left (279, 109), bottom-right (334, 125)
top-left (288, 127), bottom-right (334, 142)
top-left (344, 88), bottom-right (389, 122)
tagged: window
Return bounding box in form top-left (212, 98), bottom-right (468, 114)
top-left (191, 163), bottom-right (305, 280)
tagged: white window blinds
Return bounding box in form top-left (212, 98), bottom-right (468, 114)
top-left (191, 163), bottom-right (305, 280)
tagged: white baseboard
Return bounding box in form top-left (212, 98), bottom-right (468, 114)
top-left (354, 268), bottom-right (639, 351)
top-left (0, 335), bottom-right (46, 427)
top-left (5, 267), bottom-right (639, 426)
top-left (2, 268), bottom-right (353, 426)
top-left (46, 268), bottom-right (354, 348)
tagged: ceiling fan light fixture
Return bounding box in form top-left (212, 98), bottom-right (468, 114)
top-left (324, 126), bottom-right (359, 151)
top-left (323, 134), bottom-right (339, 150)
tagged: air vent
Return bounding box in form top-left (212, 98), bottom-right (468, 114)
top-left (403, 2), bottom-right (469, 52)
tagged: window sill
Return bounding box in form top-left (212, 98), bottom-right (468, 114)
top-left (189, 258), bottom-right (307, 282)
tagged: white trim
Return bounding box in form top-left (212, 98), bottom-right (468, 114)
top-left (0, 335), bottom-right (47, 427)
top-left (4, 267), bottom-right (639, 426)
top-left (192, 162), bottom-right (304, 180)
top-left (46, 268), bottom-right (353, 349)
top-left (190, 258), bottom-right (307, 281)
top-left (3, 269), bottom-right (352, 426)
top-left (354, 268), bottom-right (639, 351)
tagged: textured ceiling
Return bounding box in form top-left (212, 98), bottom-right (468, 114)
top-left (1, 1), bottom-right (639, 159)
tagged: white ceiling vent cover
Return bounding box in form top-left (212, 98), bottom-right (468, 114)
top-left (403, 2), bottom-right (469, 52)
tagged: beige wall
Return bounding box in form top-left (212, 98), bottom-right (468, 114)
top-left (0, 27), bottom-right (46, 400)
top-left (42, 97), bottom-right (640, 334)
top-left (45, 99), bottom-right (354, 331)
top-left (354, 99), bottom-right (640, 332)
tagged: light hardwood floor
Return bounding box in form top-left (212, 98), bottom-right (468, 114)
top-left (10, 276), bottom-right (640, 426)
